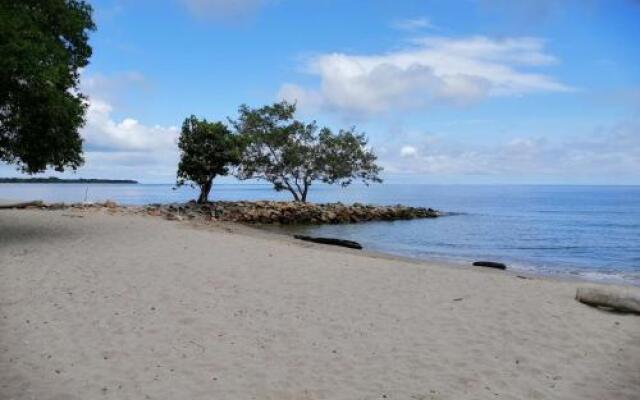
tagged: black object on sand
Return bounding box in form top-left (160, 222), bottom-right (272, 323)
top-left (472, 261), bottom-right (507, 270)
top-left (294, 235), bottom-right (363, 250)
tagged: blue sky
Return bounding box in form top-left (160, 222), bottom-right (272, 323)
top-left (3, 0), bottom-right (639, 184)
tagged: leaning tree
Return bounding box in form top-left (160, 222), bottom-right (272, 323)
top-left (0, 0), bottom-right (95, 173)
top-left (232, 101), bottom-right (382, 202)
top-left (176, 116), bottom-right (241, 204)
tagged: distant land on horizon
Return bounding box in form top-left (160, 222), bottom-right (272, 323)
top-left (0, 177), bottom-right (138, 184)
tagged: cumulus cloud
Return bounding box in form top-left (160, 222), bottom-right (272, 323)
top-left (71, 72), bottom-right (180, 182)
top-left (0, 70), bottom-right (182, 182)
top-left (180, 0), bottom-right (266, 20)
top-left (82, 99), bottom-right (179, 153)
top-left (279, 36), bottom-right (571, 115)
top-left (379, 121), bottom-right (640, 182)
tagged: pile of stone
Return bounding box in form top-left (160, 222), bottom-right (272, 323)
top-left (144, 200), bottom-right (440, 224)
top-left (4, 200), bottom-right (441, 225)
top-left (0, 200), bottom-right (132, 212)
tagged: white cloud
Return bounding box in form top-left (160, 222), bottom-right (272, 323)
top-left (392, 17), bottom-right (436, 31)
top-left (82, 98), bottom-right (179, 153)
top-left (73, 72), bottom-right (180, 182)
top-left (279, 36), bottom-right (571, 114)
top-left (78, 150), bottom-right (180, 182)
top-left (180, 0), bottom-right (266, 19)
top-left (278, 83), bottom-right (325, 111)
top-left (400, 145), bottom-right (418, 158)
top-left (379, 121), bottom-right (640, 182)
top-left (0, 71), bottom-right (182, 182)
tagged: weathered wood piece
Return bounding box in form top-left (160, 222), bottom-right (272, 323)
top-left (294, 235), bottom-right (363, 250)
top-left (575, 287), bottom-right (640, 314)
top-left (472, 261), bottom-right (507, 270)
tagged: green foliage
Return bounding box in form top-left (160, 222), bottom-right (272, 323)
top-left (232, 101), bottom-right (382, 202)
top-left (177, 116), bottom-right (241, 203)
top-left (0, 0), bottom-right (96, 173)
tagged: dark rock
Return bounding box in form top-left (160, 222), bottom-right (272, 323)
top-left (472, 261), bottom-right (507, 270)
top-left (47, 203), bottom-right (67, 210)
top-left (165, 213), bottom-right (182, 221)
top-left (0, 200), bottom-right (45, 209)
top-left (294, 235), bottom-right (363, 250)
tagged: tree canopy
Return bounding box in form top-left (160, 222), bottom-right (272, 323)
top-left (0, 0), bottom-right (95, 173)
top-left (176, 116), bottom-right (241, 204)
top-left (232, 101), bottom-right (382, 202)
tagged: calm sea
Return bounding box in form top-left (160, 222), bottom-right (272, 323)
top-left (2, 183), bottom-right (639, 285)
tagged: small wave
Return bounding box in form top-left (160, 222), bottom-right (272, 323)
top-left (499, 246), bottom-right (585, 250)
top-left (575, 271), bottom-right (640, 286)
top-left (503, 263), bottom-right (640, 286)
top-left (429, 242), bottom-right (468, 248)
top-left (438, 211), bottom-right (467, 216)
top-left (535, 210), bottom-right (631, 215)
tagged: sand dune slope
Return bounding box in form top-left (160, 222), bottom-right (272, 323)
top-left (1, 210), bottom-right (639, 400)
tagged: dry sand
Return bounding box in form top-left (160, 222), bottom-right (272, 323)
top-left (1, 209), bottom-right (639, 400)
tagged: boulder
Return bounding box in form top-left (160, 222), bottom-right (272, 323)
top-left (576, 287), bottom-right (640, 314)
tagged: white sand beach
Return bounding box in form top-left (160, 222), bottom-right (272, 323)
top-left (1, 209), bottom-right (639, 400)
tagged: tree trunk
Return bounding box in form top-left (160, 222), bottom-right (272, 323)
top-left (301, 181), bottom-right (310, 203)
top-left (197, 178), bottom-right (213, 204)
top-left (283, 180), bottom-right (300, 201)
top-left (288, 189), bottom-right (300, 202)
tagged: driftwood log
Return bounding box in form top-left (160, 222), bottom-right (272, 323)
top-left (576, 287), bottom-right (640, 314)
top-left (472, 261), bottom-right (507, 270)
top-left (294, 235), bottom-right (363, 250)
top-left (0, 200), bottom-right (45, 210)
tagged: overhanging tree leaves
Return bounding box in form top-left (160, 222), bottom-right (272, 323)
top-left (232, 101), bottom-right (382, 202)
top-left (0, 0), bottom-right (95, 173)
top-left (176, 116), bottom-right (241, 204)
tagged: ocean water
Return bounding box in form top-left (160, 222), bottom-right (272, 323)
top-left (2, 183), bottom-right (639, 285)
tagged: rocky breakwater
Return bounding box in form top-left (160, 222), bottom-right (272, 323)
top-left (145, 201), bottom-right (441, 225)
top-left (3, 200), bottom-right (442, 225)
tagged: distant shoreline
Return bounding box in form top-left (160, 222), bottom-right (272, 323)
top-left (0, 177), bottom-right (138, 184)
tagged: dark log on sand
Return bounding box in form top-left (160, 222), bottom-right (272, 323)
top-left (294, 235), bottom-right (363, 250)
top-left (0, 200), bottom-right (45, 209)
top-left (576, 287), bottom-right (640, 314)
top-left (473, 261), bottom-right (507, 270)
